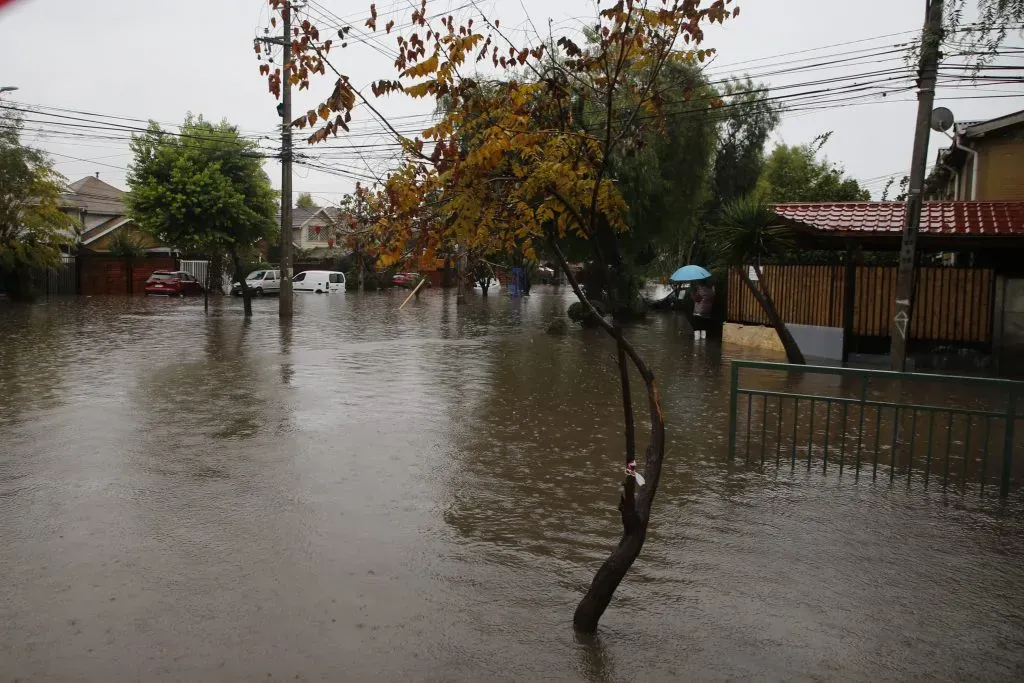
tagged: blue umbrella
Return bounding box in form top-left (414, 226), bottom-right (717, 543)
top-left (669, 265), bottom-right (712, 282)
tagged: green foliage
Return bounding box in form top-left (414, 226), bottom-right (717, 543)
top-left (107, 230), bottom-right (146, 258)
top-left (613, 62), bottom-right (719, 271)
top-left (0, 111), bottom-right (77, 298)
top-left (944, 0), bottom-right (1024, 69)
top-left (688, 79), bottom-right (780, 265)
top-left (757, 141), bottom-right (871, 203)
top-left (708, 196), bottom-right (795, 269)
top-left (126, 114), bottom-right (277, 256)
top-left (296, 192), bottom-right (319, 209)
top-left (707, 80), bottom-right (781, 215)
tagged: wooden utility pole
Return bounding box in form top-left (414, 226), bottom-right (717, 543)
top-left (278, 2), bottom-right (295, 320)
top-left (890, 0), bottom-right (944, 370)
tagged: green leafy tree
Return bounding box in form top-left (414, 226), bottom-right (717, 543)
top-left (612, 61), bottom-right (719, 274)
top-left (126, 114), bottom-right (277, 315)
top-left (694, 79), bottom-right (780, 263)
top-left (0, 112), bottom-right (77, 300)
top-left (296, 192), bottom-right (319, 209)
top-left (757, 139), bottom-right (871, 203)
top-left (710, 196), bottom-right (805, 364)
top-left (942, 0), bottom-right (1024, 69)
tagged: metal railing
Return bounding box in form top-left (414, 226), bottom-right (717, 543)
top-left (179, 260), bottom-right (210, 287)
top-left (728, 361), bottom-right (1023, 497)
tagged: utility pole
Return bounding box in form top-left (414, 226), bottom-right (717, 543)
top-left (278, 2), bottom-right (295, 320)
top-left (890, 0), bottom-right (944, 371)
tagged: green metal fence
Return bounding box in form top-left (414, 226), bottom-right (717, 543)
top-left (728, 361), bottom-right (1023, 497)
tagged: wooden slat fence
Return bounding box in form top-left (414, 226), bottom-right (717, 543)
top-left (728, 265), bottom-right (846, 328)
top-left (728, 265), bottom-right (994, 345)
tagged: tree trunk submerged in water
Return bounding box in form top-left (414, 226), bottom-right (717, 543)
top-left (549, 238), bottom-right (667, 634)
top-left (741, 265), bottom-right (804, 365)
top-left (230, 249), bottom-right (253, 318)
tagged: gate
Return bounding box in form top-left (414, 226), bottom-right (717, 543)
top-left (180, 260), bottom-right (210, 287)
top-left (32, 255), bottom-right (77, 296)
top-left (727, 360), bottom-right (1023, 497)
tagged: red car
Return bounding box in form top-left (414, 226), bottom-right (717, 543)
top-left (144, 270), bottom-right (204, 297)
top-left (392, 272), bottom-right (417, 287)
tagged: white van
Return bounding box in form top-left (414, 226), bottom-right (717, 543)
top-left (291, 270), bottom-right (346, 294)
top-left (232, 269), bottom-right (281, 296)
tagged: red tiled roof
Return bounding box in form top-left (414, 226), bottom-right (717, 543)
top-left (773, 201), bottom-right (1024, 237)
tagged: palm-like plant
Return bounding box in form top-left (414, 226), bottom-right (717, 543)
top-left (709, 196), bottom-right (805, 364)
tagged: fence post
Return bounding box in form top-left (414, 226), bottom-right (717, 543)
top-left (728, 361), bottom-right (740, 459)
top-left (843, 249), bottom-right (856, 363)
top-left (1001, 388), bottom-right (1017, 498)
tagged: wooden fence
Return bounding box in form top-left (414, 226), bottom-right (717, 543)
top-left (727, 265), bottom-right (995, 345)
top-left (78, 255), bottom-right (177, 295)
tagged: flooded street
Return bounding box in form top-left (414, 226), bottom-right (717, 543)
top-left (2, 290), bottom-right (1023, 682)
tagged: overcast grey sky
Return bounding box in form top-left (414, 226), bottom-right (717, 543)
top-left (2, 0), bottom-right (1021, 203)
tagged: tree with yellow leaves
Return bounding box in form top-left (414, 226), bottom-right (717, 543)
top-left (259, 0), bottom-right (737, 633)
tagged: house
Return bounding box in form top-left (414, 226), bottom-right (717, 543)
top-left (277, 206), bottom-right (353, 258)
top-left (720, 198), bottom-right (1024, 372)
top-left (930, 109), bottom-right (1024, 201)
top-left (60, 174), bottom-right (168, 254)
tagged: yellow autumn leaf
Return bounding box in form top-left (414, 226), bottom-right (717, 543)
top-left (400, 52), bottom-right (439, 79)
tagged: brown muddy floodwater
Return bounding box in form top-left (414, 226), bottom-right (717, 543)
top-left (1, 289), bottom-right (1023, 682)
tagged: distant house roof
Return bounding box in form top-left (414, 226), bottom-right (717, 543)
top-left (774, 201), bottom-right (1024, 242)
top-left (62, 176), bottom-right (126, 216)
top-left (961, 108), bottom-right (1024, 138)
top-left (81, 216), bottom-right (133, 245)
top-left (275, 206), bottom-right (348, 231)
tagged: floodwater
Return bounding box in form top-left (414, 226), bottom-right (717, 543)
top-left (2, 289), bottom-right (1023, 682)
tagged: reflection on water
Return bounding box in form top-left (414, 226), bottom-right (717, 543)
top-left (2, 291), bottom-right (1023, 681)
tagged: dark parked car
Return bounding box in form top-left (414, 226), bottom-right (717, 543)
top-left (144, 271), bottom-right (204, 297)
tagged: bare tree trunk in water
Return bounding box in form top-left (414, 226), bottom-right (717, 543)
top-left (741, 265), bottom-right (804, 364)
top-left (357, 246), bottom-right (365, 292)
top-left (230, 249), bottom-right (253, 318)
top-left (456, 251), bottom-right (467, 305)
top-left (549, 238), bottom-right (666, 634)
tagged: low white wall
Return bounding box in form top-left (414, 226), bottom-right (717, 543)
top-left (724, 323), bottom-right (844, 361)
top-left (787, 324), bottom-right (844, 361)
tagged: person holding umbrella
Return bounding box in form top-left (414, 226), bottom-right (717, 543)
top-left (689, 278), bottom-right (715, 339)
top-left (668, 265), bottom-right (715, 339)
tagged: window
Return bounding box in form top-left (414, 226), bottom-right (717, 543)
top-left (178, 273), bottom-right (193, 282)
top-left (265, 272), bottom-right (276, 281)
top-left (147, 272), bottom-right (175, 281)
top-left (306, 225), bottom-right (325, 242)
top-left (329, 273), bottom-right (343, 284)
top-left (247, 271), bottom-right (266, 281)
top-left (291, 273), bottom-right (306, 282)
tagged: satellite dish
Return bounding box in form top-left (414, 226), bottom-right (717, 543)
top-left (931, 107), bottom-right (955, 132)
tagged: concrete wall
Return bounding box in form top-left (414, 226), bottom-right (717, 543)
top-left (723, 323), bottom-right (844, 361)
top-left (787, 324), bottom-right (844, 361)
top-left (722, 323), bottom-right (786, 357)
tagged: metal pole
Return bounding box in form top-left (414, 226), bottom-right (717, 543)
top-left (890, 0), bottom-right (944, 370)
top-left (1001, 389), bottom-right (1016, 498)
top-left (727, 362), bottom-right (739, 459)
top-left (279, 2), bottom-right (294, 320)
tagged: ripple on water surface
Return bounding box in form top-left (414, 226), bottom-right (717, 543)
top-left (1, 291), bottom-right (1023, 681)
